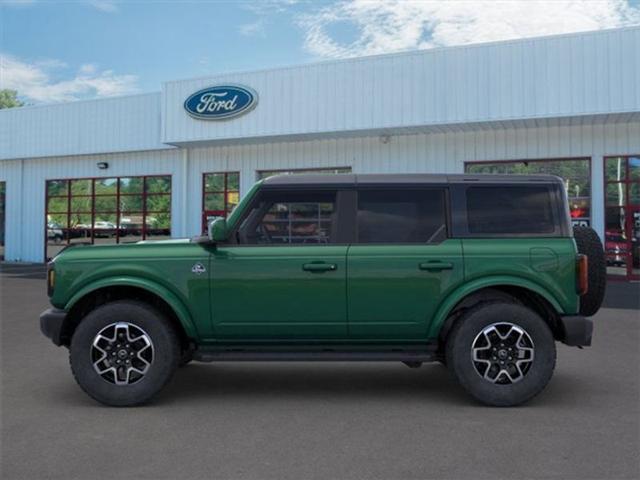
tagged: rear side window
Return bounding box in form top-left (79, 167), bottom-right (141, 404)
top-left (466, 186), bottom-right (555, 234)
top-left (357, 189), bottom-right (447, 244)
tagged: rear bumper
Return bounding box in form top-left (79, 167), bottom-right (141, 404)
top-left (559, 315), bottom-right (593, 347)
top-left (40, 308), bottom-right (67, 346)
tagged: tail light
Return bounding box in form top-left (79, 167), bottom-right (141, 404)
top-left (576, 254), bottom-right (588, 296)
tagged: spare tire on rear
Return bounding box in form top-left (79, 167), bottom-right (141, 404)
top-left (573, 226), bottom-right (606, 316)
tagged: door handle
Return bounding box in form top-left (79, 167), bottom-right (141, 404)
top-left (419, 261), bottom-right (454, 271)
top-left (303, 263), bottom-right (337, 273)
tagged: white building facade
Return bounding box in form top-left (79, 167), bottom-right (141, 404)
top-left (1, 27), bottom-right (639, 279)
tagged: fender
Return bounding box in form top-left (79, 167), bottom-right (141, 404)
top-left (426, 275), bottom-right (565, 339)
top-left (65, 276), bottom-right (198, 338)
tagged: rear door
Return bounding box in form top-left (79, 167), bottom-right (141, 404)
top-left (347, 188), bottom-right (464, 340)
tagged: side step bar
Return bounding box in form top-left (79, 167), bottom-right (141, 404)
top-left (193, 349), bottom-right (438, 363)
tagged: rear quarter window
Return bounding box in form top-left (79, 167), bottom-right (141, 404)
top-left (466, 186), bottom-right (556, 235)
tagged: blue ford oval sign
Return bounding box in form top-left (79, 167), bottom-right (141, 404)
top-left (184, 85), bottom-right (258, 120)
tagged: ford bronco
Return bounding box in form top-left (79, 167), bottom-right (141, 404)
top-left (40, 174), bottom-right (606, 407)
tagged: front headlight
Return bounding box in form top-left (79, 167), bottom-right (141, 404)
top-left (47, 263), bottom-right (55, 297)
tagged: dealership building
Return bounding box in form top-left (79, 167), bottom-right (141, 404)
top-left (1, 26), bottom-right (639, 279)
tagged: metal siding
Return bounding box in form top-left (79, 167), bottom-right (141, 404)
top-left (161, 28), bottom-right (640, 145)
top-left (0, 93), bottom-right (170, 161)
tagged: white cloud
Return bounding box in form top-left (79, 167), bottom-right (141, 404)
top-left (86, 0), bottom-right (119, 13)
top-left (243, 0), bottom-right (299, 15)
top-left (0, 53), bottom-right (138, 103)
top-left (300, 0), bottom-right (640, 58)
top-left (239, 19), bottom-right (266, 37)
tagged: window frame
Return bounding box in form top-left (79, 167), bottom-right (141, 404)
top-left (201, 171), bottom-right (240, 232)
top-left (603, 155), bottom-right (640, 280)
top-left (464, 157), bottom-right (592, 228)
top-left (44, 175), bottom-right (172, 260)
top-left (256, 167), bottom-right (352, 181)
top-left (227, 186), bottom-right (355, 246)
top-left (449, 182), bottom-right (570, 238)
top-left (353, 186), bottom-right (450, 245)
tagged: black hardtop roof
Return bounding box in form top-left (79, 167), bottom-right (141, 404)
top-left (261, 173), bottom-right (564, 187)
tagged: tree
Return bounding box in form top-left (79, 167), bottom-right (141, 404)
top-left (0, 89), bottom-right (24, 109)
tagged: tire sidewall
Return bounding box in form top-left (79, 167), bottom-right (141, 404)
top-left (70, 301), bottom-right (180, 406)
top-left (447, 303), bottom-right (556, 407)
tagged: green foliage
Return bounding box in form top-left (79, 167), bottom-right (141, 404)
top-left (0, 90), bottom-right (24, 109)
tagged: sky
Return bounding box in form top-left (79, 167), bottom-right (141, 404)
top-left (1, 0), bottom-right (640, 105)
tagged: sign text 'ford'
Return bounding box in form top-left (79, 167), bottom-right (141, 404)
top-left (184, 85), bottom-right (258, 120)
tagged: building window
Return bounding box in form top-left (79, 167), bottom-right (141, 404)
top-left (0, 182), bottom-right (5, 260)
top-left (256, 167), bottom-right (352, 180)
top-left (604, 156), bottom-right (640, 279)
top-left (45, 175), bottom-right (171, 260)
top-left (465, 158), bottom-right (591, 227)
top-left (202, 172), bottom-right (240, 232)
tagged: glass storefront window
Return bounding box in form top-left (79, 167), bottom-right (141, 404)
top-left (465, 158), bottom-right (591, 227)
top-left (202, 172), bottom-right (240, 232)
top-left (606, 183), bottom-right (626, 206)
top-left (45, 175), bottom-right (172, 259)
top-left (604, 156), bottom-right (640, 279)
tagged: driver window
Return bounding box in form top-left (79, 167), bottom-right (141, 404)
top-left (240, 191), bottom-right (337, 245)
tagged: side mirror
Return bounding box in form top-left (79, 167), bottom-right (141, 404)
top-left (208, 217), bottom-right (227, 243)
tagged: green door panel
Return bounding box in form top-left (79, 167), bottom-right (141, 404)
top-left (210, 245), bottom-right (348, 339)
top-left (347, 239), bottom-right (464, 339)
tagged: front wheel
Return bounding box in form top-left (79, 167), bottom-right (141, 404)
top-left (69, 300), bottom-right (181, 406)
top-left (446, 302), bottom-right (556, 407)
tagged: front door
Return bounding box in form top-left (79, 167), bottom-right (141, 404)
top-left (210, 189), bottom-right (349, 339)
top-left (347, 188), bottom-right (464, 340)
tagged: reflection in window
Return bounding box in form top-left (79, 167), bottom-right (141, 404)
top-left (467, 186), bottom-right (555, 235)
top-left (202, 172), bottom-right (240, 232)
top-left (357, 189), bottom-right (446, 244)
top-left (45, 176), bottom-right (171, 259)
top-left (604, 156), bottom-right (640, 278)
top-left (465, 159), bottom-right (591, 227)
top-left (241, 192), bottom-right (336, 245)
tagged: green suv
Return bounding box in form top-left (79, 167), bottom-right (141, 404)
top-left (40, 174), bottom-right (605, 407)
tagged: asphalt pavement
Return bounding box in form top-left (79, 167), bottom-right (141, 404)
top-left (1, 266), bottom-right (639, 480)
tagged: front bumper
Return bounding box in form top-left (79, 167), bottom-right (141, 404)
top-left (559, 315), bottom-right (593, 347)
top-left (40, 308), bottom-right (67, 346)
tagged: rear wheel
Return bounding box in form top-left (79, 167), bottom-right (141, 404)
top-left (446, 302), bottom-right (556, 406)
top-left (69, 300), bottom-right (181, 406)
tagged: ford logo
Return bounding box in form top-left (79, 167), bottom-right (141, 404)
top-left (184, 85), bottom-right (258, 120)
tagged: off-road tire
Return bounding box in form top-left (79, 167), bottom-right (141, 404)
top-left (69, 300), bottom-right (181, 407)
top-left (446, 302), bottom-right (556, 407)
top-left (573, 226), bottom-right (606, 317)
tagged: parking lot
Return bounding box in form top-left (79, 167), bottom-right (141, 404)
top-left (1, 264), bottom-right (639, 480)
